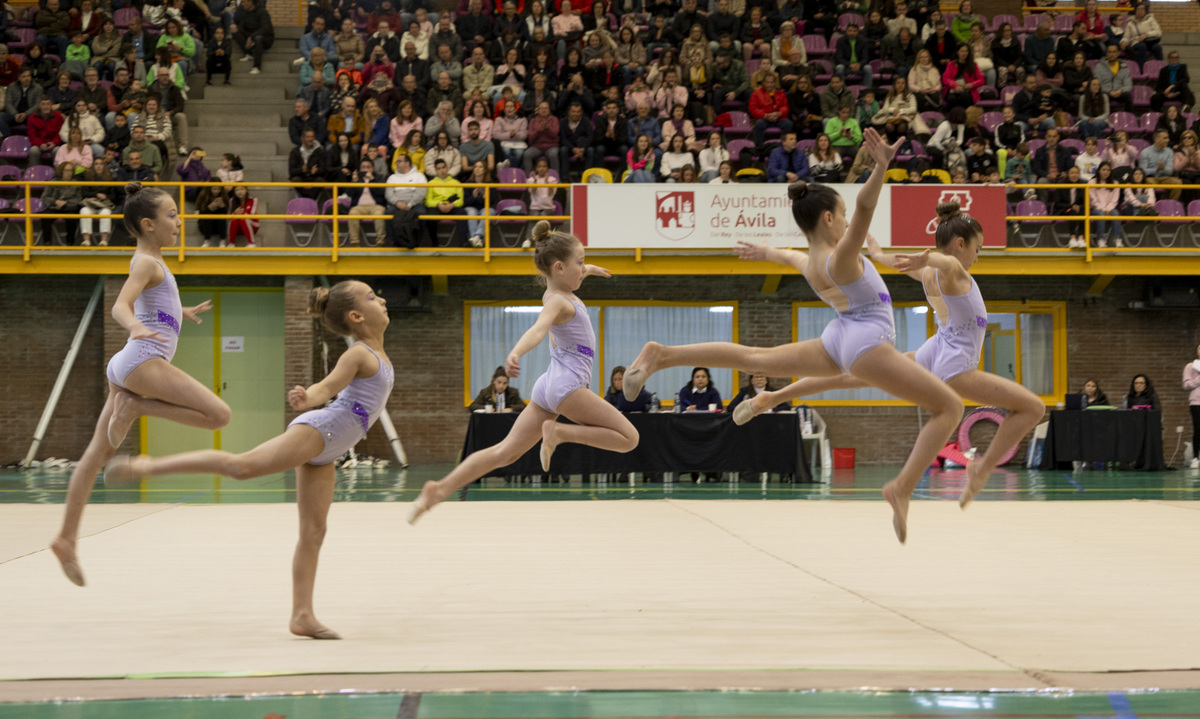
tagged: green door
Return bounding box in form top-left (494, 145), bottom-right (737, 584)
top-left (145, 289), bottom-right (285, 464)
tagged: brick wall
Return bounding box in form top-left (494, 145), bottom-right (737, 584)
top-left (3, 273), bottom-right (1197, 467)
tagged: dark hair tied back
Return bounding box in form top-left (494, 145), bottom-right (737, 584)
top-left (787, 181), bottom-right (808, 201)
top-left (121, 182), bottom-right (170, 236)
top-left (788, 181), bottom-right (841, 235)
top-left (933, 201), bottom-right (983, 249)
top-left (531, 220), bottom-right (582, 285)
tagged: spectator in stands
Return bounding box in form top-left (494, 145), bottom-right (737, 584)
top-left (1032, 127), bottom-right (1072, 187)
top-left (289, 99), bottom-right (323, 147)
top-left (426, 70), bottom-right (463, 117)
top-left (1063, 51), bottom-right (1092, 102)
top-left (425, 129), bottom-right (462, 176)
top-left (739, 5), bottom-right (772, 61)
top-left (1095, 44), bottom-right (1132, 110)
top-left (361, 97), bottom-right (390, 147)
top-left (461, 117), bottom-right (496, 172)
top-left (1153, 51), bottom-right (1193, 113)
top-left (766, 130), bottom-right (809, 183)
top-left (460, 160), bottom-right (493, 247)
top-left (1076, 0), bottom-right (1107, 46)
top-left (556, 101), bottom-right (591, 177)
top-left (392, 128), bottom-right (426, 172)
top-left (490, 47), bottom-right (526, 102)
top-left (1005, 140), bottom-right (1033, 185)
top-left (1176, 129), bottom-right (1200, 183)
top-left (55, 124), bottom-right (92, 174)
top-left (652, 67), bottom-right (688, 119)
top-left (112, 44), bottom-right (146, 88)
top-left (326, 131), bottom-right (356, 183)
top-left (333, 19), bottom-right (364, 71)
top-left (78, 68), bottom-right (110, 119)
top-left (458, 0), bottom-right (495, 55)
top-left (825, 103), bottom-right (862, 158)
top-left (137, 97), bottom-right (178, 167)
top-left (1036, 52), bottom-right (1065, 95)
top-left (90, 21), bottom-right (123, 79)
top-left (296, 15), bottom-right (336, 67)
top-left (423, 157), bottom-right (465, 245)
top-left (297, 72), bottom-right (331, 120)
top-left (907, 48), bottom-right (940, 113)
top-left (226, 185), bottom-right (258, 247)
top-left (943, 44), bottom-right (984, 110)
top-left (995, 105), bottom-right (1024, 150)
top-left (397, 45), bottom-right (430, 89)
top-left (460, 46), bottom-right (493, 98)
top-left (202, 27), bottom-right (232, 86)
top-left (834, 23), bottom-right (873, 89)
top-left (47, 71), bottom-right (76, 114)
top-left (157, 19), bottom-right (196, 76)
top-left (104, 111), bottom-right (131, 155)
top-left (62, 98), bottom-right (105, 157)
top-left (24, 42), bottom-right (58, 89)
top-left (1057, 22), bottom-right (1097, 66)
top-left (1024, 22), bottom-right (1054, 75)
top-left (987, 24), bottom-right (1021, 89)
top-left (625, 133), bottom-right (657, 182)
top-left (1050, 165), bottom-right (1086, 247)
top-left (695, 131), bottom-right (727, 182)
top-left (1074, 135), bottom-right (1102, 181)
top-left (489, 99), bottom-right (525, 167)
top-left (173, 147), bottom-right (210, 201)
top-left (523, 100), bottom-right (560, 173)
top-left (61, 30), bottom-right (92, 81)
top-left (925, 19), bottom-right (958, 73)
top-left (526, 72), bottom-right (556, 112)
top-left (361, 44), bottom-right (395, 85)
top-left (782, 73), bottom-right (819, 139)
top-left (232, 0), bottom-right (275, 75)
top-left (748, 71), bottom-right (790, 146)
top-left (820, 74), bottom-right (854, 119)
top-left (193, 181), bottom-right (229, 247)
top-left (38, 161), bottom-right (81, 244)
top-left (1157, 104), bottom-right (1185, 148)
top-left (0, 45), bottom-right (20, 87)
top-left (118, 153), bottom-right (157, 200)
top-left (1089, 161), bottom-right (1125, 248)
top-left (288, 128), bottom-right (327, 198)
top-left (35, 0), bottom-right (71, 59)
top-left (28, 97), bottom-right (65, 165)
top-left (709, 160), bottom-right (735, 183)
top-left (395, 72), bottom-right (425, 112)
top-left (122, 17), bottom-right (157, 66)
top-left (707, 0), bottom-right (740, 53)
top-left (148, 67), bottom-right (188, 156)
top-left (382, 152), bottom-right (425, 248)
top-left (660, 103), bottom-right (697, 153)
top-left (1101, 129), bottom-right (1137, 175)
top-left (805, 0), bottom-right (836, 40)
top-left (1077, 78), bottom-right (1109, 139)
top-left (949, 0), bottom-right (980, 44)
top-left (1126, 3), bottom-right (1163, 65)
top-left (558, 71), bottom-right (594, 116)
top-left (875, 77), bottom-right (925, 139)
top-left (1123, 167), bottom-right (1157, 219)
top-left (658, 133), bottom-right (691, 182)
top-left (343, 158), bottom-right (387, 246)
top-left (883, 27), bottom-right (921, 82)
top-left (78, 157), bottom-right (115, 246)
top-left (424, 99), bottom-right (460, 143)
top-left (1013, 74), bottom-right (1054, 134)
top-left (368, 0), bottom-right (401, 36)
top-left (430, 14), bottom-right (463, 61)
top-left (365, 21), bottom-right (402, 64)
top-left (327, 95), bottom-right (365, 149)
top-left (928, 106), bottom-right (967, 172)
top-left (626, 99), bottom-right (661, 152)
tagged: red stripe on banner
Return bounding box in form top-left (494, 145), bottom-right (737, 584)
top-left (889, 185), bottom-right (1007, 247)
top-left (573, 184), bottom-right (589, 245)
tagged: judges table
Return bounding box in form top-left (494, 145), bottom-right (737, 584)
top-left (462, 411), bottom-right (811, 483)
top-left (1038, 409), bottom-right (1167, 471)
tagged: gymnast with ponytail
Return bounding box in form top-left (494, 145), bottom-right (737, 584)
top-left (735, 202), bottom-right (1046, 510)
top-left (620, 128), bottom-right (964, 544)
top-left (104, 279), bottom-right (394, 640)
top-left (407, 220), bottom-right (639, 525)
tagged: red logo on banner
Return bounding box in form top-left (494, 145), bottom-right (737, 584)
top-left (890, 185), bottom-right (1007, 247)
top-left (655, 191), bottom-right (696, 241)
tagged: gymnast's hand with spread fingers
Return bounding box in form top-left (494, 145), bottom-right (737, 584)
top-left (584, 264), bottom-right (611, 278)
top-left (182, 299), bottom-right (213, 324)
top-left (505, 352), bottom-right (522, 379)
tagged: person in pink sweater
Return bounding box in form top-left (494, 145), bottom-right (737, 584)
top-left (942, 44), bottom-right (985, 110)
top-left (1087, 161), bottom-right (1124, 248)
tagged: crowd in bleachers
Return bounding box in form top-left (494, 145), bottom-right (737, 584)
top-left (1, 0), bottom-right (1198, 248)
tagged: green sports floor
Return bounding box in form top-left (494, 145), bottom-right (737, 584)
top-left (3, 464), bottom-right (1199, 718)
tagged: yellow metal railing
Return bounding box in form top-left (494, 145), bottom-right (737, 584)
top-left (1005, 181), bottom-right (1200, 262)
top-left (0, 180), bottom-right (572, 263)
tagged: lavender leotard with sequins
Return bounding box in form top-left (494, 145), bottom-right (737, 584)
top-left (531, 296), bottom-right (595, 414)
top-left (106, 255), bottom-right (183, 389)
top-left (817, 256), bottom-right (897, 373)
top-left (289, 343), bottom-right (394, 466)
top-left (914, 270), bottom-right (987, 383)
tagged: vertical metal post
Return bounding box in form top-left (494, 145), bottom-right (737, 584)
top-left (483, 185), bottom-right (491, 263)
top-left (23, 182), bottom-right (33, 261)
top-left (178, 183), bottom-right (187, 261)
top-left (1083, 182), bottom-right (1092, 262)
top-left (331, 184), bottom-right (340, 262)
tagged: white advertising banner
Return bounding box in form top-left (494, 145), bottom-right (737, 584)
top-left (572, 183), bottom-right (895, 249)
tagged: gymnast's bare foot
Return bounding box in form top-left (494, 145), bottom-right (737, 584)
top-left (733, 391), bottom-right (770, 426)
top-left (407, 480), bottom-right (449, 525)
top-left (959, 461), bottom-right (989, 509)
top-left (623, 341), bottom-right (663, 401)
top-left (107, 388), bottom-right (139, 448)
top-left (103, 454), bottom-right (148, 487)
top-left (540, 419), bottom-right (558, 472)
top-left (882, 481), bottom-right (909, 545)
top-left (51, 536), bottom-right (85, 587)
top-left (290, 613), bottom-right (341, 640)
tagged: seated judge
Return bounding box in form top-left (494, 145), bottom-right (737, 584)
top-left (469, 366), bottom-right (526, 412)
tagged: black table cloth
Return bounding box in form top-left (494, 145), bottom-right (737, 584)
top-left (461, 412), bottom-right (811, 482)
top-left (1039, 409), bottom-right (1166, 471)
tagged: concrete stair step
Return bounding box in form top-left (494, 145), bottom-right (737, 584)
top-left (189, 100), bottom-right (297, 117)
top-left (208, 141), bottom-right (281, 157)
top-left (196, 113), bottom-right (283, 128)
top-left (202, 85), bottom-right (288, 100)
top-left (188, 128), bottom-right (288, 145)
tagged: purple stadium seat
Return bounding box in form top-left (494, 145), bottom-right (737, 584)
top-left (802, 35), bottom-right (830, 58)
top-left (1139, 111), bottom-right (1161, 134)
top-left (493, 199), bottom-right (527, 247)
top-left (0, 136), bottom-right (31, 163)
top-left (285, 197), bottom-right (321, 246)
top-left (1108, 111), bottom-right (1138, 135)
top-left (979, 111), bottom-right (1004, 134)
top-left (1131, 85), bottom-right (1153, 108)
top-left (837, 12), bottom-right (864, 31)
top-left (726, 139), bottom-right (755, 164)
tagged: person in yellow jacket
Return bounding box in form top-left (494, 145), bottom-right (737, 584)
top-left (424, 158), bottom-right (467, 247)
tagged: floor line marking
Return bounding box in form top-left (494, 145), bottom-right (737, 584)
top-left (1108, 691), bottom-right (1139, 719)
top-left (397, 692), bottom-right (421, 719)
top-left (1062, 473), bottom-right (1085, 492)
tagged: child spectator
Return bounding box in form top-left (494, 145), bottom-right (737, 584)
top-left (228, 185), bottom-right (260, 247)
top-left (196, 184), bottom-right (230, 247)
top-left (207, 27), bottom-right (233, 86)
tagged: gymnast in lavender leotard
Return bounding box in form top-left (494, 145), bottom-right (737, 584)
top-left (290, 342), bottom-right (394, 466)
top-left (914, 269), bottom-right (987, 383)
top-left (408, 220), bottom-right (639, 526)
top-left (106, 255), bottom-right (183, 389)
top-left (816, 255), bottom-right (898, 373)
top-left (531, 296), bottom-right (595, 414)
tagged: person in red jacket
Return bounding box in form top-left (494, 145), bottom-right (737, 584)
top-left (749, 72), bottom-right (792, 146)
top-left (941, 44), bottom-right (985, 109)
top-left (28, 98), bottom-right (65, 166)
top-left (0, 45), bottom-right (21, 87)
